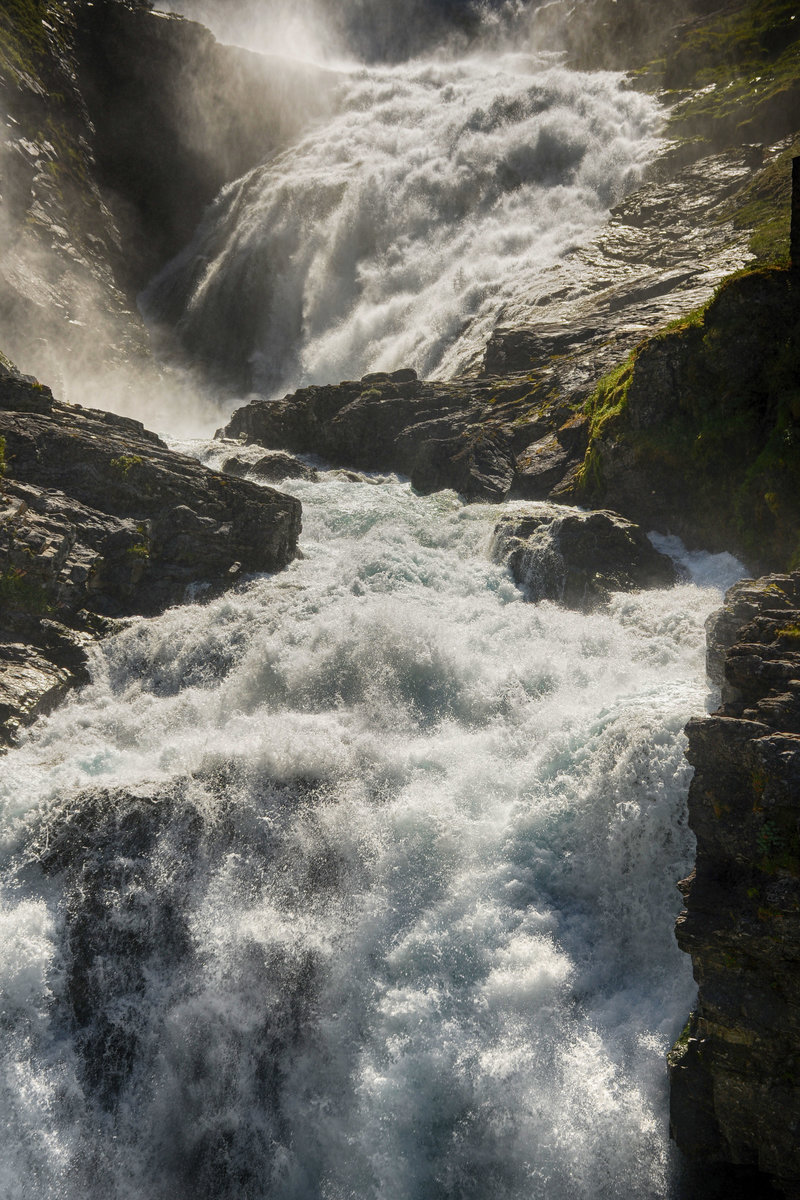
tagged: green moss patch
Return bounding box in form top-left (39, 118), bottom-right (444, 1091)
top-left (578, 265), bottom-right (800, 569)
top-left (664, 0), bottom-right (800, 148)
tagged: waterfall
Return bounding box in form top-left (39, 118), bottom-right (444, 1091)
top-left (0, 468), bottom-right (742, 1199)
top-left (142, 56), bottom-right (662, 395)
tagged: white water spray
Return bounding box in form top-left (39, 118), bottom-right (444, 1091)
top-left (144, 58), bottom-right (663, 396)
top-left (0, 466), bottom-right (742, 1199)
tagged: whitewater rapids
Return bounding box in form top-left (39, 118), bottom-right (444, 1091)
top-left (0, 466), bottom-right (742, 1199)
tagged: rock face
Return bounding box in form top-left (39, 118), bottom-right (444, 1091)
top-left (0, 0), bottom-right (146, 394)
top-left (491, 504), bottom-right (677, 609)
top-left (74, 2), bottom-right (334, 294)
top-left (0, 366), bottom-right (301, 745)
top-left (222, 369), bottom-right (587, 503)
top-left (580, 267), bottom-right (800, 573)
top-left (0, 0), bottom-right (331, 394)
top-left (669, 571), bottom-right (800, 1197)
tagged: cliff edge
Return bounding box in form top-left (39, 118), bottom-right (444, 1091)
top-left (670, 572), bottom-right (800, 1196)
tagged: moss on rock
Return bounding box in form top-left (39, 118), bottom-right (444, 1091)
top-left (578, 265), bottom-right (800, 571)
top-left (664, 0), bottom-right (800, 149)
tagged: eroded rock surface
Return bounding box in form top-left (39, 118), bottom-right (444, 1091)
top-left (491, 504), bottom-right (677, 609)
top-left (670, 571), bottom-right (800, 1197)
top-left (0, 366), bottom-right (301, 745)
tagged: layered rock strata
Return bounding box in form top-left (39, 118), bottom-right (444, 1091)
top-left (0, 365), bottom-right (301, 745)
top-left (669, 572), bottom-right (800, 1197)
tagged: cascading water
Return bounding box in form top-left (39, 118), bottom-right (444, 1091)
top-left (143, 55), bottom-right (663, 395)
top-left (0, 464), bottom-right (742, 1199)
top-left (0, 4), bottom-right (739, 1196)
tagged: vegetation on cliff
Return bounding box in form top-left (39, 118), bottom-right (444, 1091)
top-left (578, 266), bottom-right (800, 571)
top-left (663, 0), bottom-right (800, 151)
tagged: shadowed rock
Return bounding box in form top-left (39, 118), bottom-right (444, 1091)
top-left (670, 571), bottom-right (800, 1197)
top-left (0, 367), bottom-right (301, 746)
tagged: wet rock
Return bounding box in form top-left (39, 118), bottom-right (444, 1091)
top-left (483, 324), bottom-right (599, 375)
top-left (512, 433), bottom-right (576, 500)
top-left (222, 372), bottom-right (584, 502)
top-left (491, 504), bottom-right (677, 609)
top-left (0, 640), bottom-right (74, 746)
top-left (670, 570), bottom-right (800, 1197)
top-left (0, 368), bottom-right (302, 746)
top-left (221, 451), bottom-right (318, 483)
top-left (405, 428), bottom-right (516, 502)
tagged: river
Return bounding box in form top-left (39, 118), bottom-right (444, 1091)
top-left (0, 463), bottom-right (741, 1198)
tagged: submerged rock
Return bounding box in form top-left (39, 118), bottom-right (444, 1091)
top-left (491, 504), bottom-right (677, 609)
top-left (670, 571), bottom-right (800, 1197)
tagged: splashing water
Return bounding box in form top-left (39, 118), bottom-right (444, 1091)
top-left (143, 58), bottom-right (663, 396)
top-left (0, 467), bottom-right (742, 1199)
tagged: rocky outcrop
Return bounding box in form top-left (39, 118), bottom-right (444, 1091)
top-left (222, 369), bottom-right (587, 502)
top-left (579, 267), bottom-right (800, 574)
top-left (491, 504), bottom-right (677, 609)
top-left (669, 571), bottom-right (800, 1197)
top-left (0, 364), bottom-right (301, 745)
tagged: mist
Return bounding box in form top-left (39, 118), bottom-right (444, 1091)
top-left (166, 0), bottom-right (527, 64)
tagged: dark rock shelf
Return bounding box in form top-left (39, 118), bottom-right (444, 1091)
top-left (0, 365), bottom-right (301, 747)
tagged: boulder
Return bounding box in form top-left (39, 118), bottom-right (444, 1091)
top-left (221, 451), bottom-right (318, 483)
top-left (491, 504), bottom-right (678, 609)
top-left (404, 428), bottom-right (517, 501)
